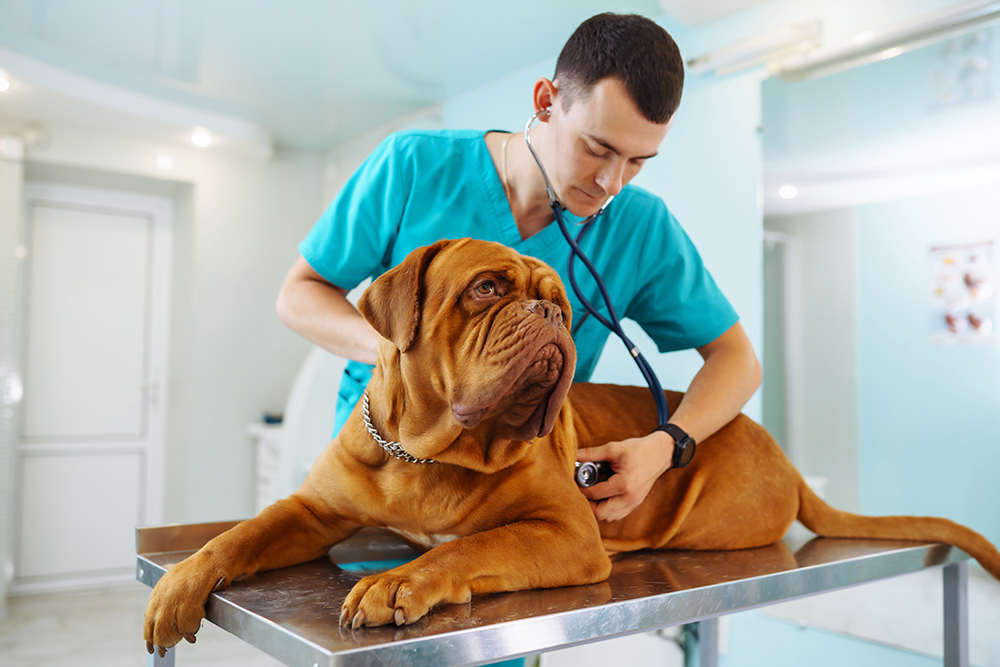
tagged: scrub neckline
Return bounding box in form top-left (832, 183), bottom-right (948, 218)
top-left (477, 130), bottom-right (571, 256)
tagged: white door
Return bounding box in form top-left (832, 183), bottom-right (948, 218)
top-left (14, 183), bottom-right (171, 593)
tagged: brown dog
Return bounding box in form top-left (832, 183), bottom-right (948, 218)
top-left (144, 238), bottom-right (1000, 655)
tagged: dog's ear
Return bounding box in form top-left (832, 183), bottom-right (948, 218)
top-left (357, 240), bottom-right (450, 352)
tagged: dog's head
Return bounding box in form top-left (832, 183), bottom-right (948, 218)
top-left (357, 239), bottom-right (576, 468)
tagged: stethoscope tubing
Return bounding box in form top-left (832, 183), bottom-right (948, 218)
top-left (523, 111), bottom-right (670, 427)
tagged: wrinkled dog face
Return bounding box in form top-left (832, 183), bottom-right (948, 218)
top-left (362, 239), bottom-right (577, 442)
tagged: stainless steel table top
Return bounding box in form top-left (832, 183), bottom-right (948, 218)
top-left (136, 521), bottom-right (969, 667)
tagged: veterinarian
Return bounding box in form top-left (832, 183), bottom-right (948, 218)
top-left (277, 13), bottom-right (761, 523)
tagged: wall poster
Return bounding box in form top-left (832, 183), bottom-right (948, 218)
top-left (929, 241), bottom-right (995, 345)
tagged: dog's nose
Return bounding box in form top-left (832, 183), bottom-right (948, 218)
top-left (525, 300), bottom-right (565, 328)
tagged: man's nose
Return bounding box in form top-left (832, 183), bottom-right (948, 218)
top-left (596, 159), bottom-right (627, 197)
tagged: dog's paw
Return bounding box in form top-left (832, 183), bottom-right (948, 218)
top-left (339, 568), bottom-right (471, 628)
top-left (143, 563), bottom-right (222, 656)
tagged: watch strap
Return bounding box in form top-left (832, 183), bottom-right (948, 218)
top-left (654, 423), bottom-right (697, 468)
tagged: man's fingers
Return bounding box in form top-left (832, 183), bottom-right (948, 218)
top-left (596, 496), bottom-right (636, 523)
top-left (578, 473), bottom-right (625, 500)
top-left (575, 444), bottom-right (613, 462)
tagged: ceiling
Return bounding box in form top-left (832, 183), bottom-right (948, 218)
top-left (657, 0), bottom-right (775, 26)
top-left (0, 0), bottom-right (690, 151)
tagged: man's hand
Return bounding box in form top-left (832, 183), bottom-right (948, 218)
top-left (576, 430), bottom-right (674, 522)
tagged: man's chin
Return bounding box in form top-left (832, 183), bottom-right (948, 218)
top-left (564, 190), bottom-right (608, 219)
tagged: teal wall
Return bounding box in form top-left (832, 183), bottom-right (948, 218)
top-left (763, 22), bottom-right (1000, 173)
top-left (762, 21), bottom-right (1000, 548)
top-left (721, 610), bottom-right (942, 667)
top-left (857, 184), bottom-right (1000, 546)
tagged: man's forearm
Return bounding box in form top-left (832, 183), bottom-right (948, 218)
top-left (276, 273), bottom-right (380, 366)
top-left (668, 324), bottom-right (761, 445)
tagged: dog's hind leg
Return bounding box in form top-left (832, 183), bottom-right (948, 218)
top-left (144, 494), bottom-right (360, 656)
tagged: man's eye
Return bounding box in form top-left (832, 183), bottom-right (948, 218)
top-left (475, 281), bottom-right (496, 295)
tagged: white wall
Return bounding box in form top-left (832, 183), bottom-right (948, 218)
top-left (765, 210), bottom-right (859, 512)
top-left (0, 133), bottom-right (25, 617)
top-left (1, 117), bottom-right (326, 524)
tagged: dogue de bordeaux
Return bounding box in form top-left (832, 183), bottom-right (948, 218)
top-left (145, 238), bottom-right (1000, 655)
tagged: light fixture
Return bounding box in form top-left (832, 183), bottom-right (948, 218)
top-left (779, 184), bottom-right (798, 199)
top-left (191, 129), bottom-right (212, 148)
top-left (877, 46), bottom-right (905, 61)
top-left (776, 0), bottom-right (1000, 81)
top-left (0, 77), bottom-right (9, 92)
top-left (156, 154), bottom-right (174, 169)
top-left (686, 21), bottom-right (822, 76)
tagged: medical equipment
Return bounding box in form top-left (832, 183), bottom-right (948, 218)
top-left (523, 110), bottom-right (677, 442)
top-left (574, 460), bottom-right (613, 487)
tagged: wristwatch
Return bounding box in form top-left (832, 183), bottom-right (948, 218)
top-left (655, 423), bottom-right (697, 469)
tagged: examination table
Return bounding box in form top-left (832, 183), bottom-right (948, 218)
top-left (137, 521), bottom-right (972, 667)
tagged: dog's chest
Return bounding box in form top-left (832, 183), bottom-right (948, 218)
top-left (386, 526), bottom-right (461, 550)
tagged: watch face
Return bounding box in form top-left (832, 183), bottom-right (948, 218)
top-left (675, 439), bottom-right (696, 468)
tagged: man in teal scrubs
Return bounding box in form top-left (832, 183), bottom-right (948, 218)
top-left (277, 13), bottom-right (761, 523)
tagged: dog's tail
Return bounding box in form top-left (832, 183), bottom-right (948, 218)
top-left (796, 480), bottom-right (1000, 580)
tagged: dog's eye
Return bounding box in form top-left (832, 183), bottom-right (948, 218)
top-left (475, 281), bottom-right (496, 296)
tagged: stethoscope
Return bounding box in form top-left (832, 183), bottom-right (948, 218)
top-left (523, 109), bottom-right (671, 486)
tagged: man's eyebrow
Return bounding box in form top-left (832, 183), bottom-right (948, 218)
top-left (585, 133), bottom-right (658, 160)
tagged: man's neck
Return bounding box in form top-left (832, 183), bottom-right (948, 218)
top-left (492, 130), bottom-right (556, 241)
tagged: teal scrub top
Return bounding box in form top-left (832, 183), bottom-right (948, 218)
top-left (299, 129), bottom-right (739, 434)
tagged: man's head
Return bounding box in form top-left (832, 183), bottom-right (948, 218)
top-left (555, 13), bottom-right (684, 124)
top-left (529, 14), bottom-right (683, 218)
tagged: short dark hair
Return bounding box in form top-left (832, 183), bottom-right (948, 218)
top-left (554, 13), bottom-right (684, 124)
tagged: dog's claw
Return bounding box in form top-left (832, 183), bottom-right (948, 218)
top-left (352, 610), bottom-right (366, 630)
top-left (394, 608), bottom-right (405, 626)
top-left (146, 641), bottom-right (154, 655)
top-left (339, 607), bottom-right (350, 626)
top-left (157, 645), bottom-right (167, 659)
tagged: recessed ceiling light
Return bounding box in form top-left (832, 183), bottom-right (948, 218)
top-left (156, 154), bottom-right (174, 169)
top-left (778, 184), bottom-right (798, 199)
top-left (191, 130), bottom-right (212, 147)
top-left (0, 77), bottom-right (10, 92)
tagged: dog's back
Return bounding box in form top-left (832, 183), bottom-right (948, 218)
top-left (566, 383), bottom-right (1000, 580)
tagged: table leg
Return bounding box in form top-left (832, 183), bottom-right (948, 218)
top-left (146, 646), bottom-right (175, 667)
top-left (943, 561), bottom-right (968, 667)
top-left (699, 618), bottom-right (718, 667)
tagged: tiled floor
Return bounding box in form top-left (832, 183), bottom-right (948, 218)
top-left (0, 583), bottom-right (284, 667)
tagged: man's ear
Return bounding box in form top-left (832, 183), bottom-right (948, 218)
top-left (357, 239), bottom-right (450, 352)
top-left (532, 77), bottom-right (558, 120)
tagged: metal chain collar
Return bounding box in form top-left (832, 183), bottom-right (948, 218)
top-left (361, 391), bottom-right (436, 464)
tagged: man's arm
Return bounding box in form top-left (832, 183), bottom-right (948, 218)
top-left (667, 320), bottom-right (762, 444)
top-left (276, 256), bottom-right (379, 366)
top-left (577, 321), bottom-right (761, 522)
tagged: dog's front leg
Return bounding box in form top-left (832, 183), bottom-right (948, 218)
top-left (340, 519), bottom-right (611, 628)
top-left (144, 494), bottom-right (359, 656)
